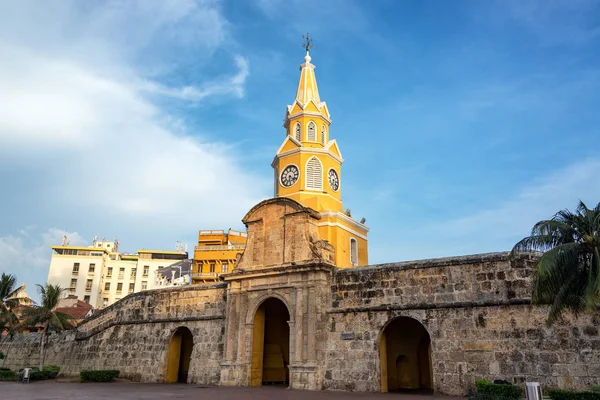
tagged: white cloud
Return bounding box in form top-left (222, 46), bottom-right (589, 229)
top-left (0, 1), bottom-right (270, 293)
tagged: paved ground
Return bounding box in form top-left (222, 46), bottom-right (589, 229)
top-left (0, 382), bottom-right (458, 400)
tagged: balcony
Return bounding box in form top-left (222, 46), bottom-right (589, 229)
top-left (192, 272), bottom-right (219, 282)
top-left (194, 244), bottom-right (245, 252)
top-left (85, 287), bottom-right (92, 292)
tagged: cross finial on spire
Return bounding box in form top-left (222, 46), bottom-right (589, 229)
top-left (302, 33), bottom-right (313, 54)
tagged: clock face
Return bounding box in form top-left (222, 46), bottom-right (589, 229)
top-left (328, 169), bottom-right (339, 191)
top-left (280, 165), bottom-right (299, 188)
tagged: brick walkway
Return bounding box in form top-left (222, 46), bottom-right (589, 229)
top-left (0, 382), bottom-right (459, 400)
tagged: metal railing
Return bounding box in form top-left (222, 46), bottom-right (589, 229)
top-left (192, 272), bottom-right (218, 279)
top-left (194, 244), bottom-right (245, 252)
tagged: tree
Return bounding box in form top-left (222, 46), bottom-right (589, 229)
top-left (0, 273), bottom-right (21, 333)
top-left (20, 284), bottom-right (73, 369)
top-left (511, 200), bottom-right (600, 324)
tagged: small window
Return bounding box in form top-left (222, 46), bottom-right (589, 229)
top-left (116, 283), bottom-right (123, 293)
top-left (321, 125), bottom-right (326, 144)
top-left (222, 263), bottom-right (229, 273)
top-left (350, 238), bottom-right (358, 265)
top-left (86, 279), bottom-right (93, 290)
top-left (88, 263), bottom-right (95, 273)
top-left (307, 121), bottom-right (316, 141)
top-left (143, 266), bottom-right (149, 277)
top-left (107, 267), bottom-right (113, 277)
top-left (103, 298), bottom-right (108, 307)
top-left (72, 263), bottom-right (80, 273)
top-left (84, 295), bottom-right (90, 303)
top-left (70, 278), bottom-right (77, 288)
top-left (306, 157), bottom-right (323, 190)
top-left (294, 122), bottom-right (301, 141)
top-left (210, 263), bottom-right (216, 273)
top-left (104, 282), bottom-right (110, 291)
top-left (129, 283), bottom-right (134, 292)
top-left (118, 267), bottom-right (124, 279)
top-left (141, 281), bottom-right (148, 290)
top-left (131, 268), bottom-right (137, 277)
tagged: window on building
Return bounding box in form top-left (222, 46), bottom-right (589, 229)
top-left (103, 298), bottom-right (108, 307)
top-left (321, 125), bottom-right (326, 144)
top-left (107, 267), bottom-right (113, 277)
top-left (104, 282), bottom-right (110, 291)
top-left (91, 251), bottom-right (103, 257)
top-left (118, 267), bottom-right (124, 279)
top-left (88, 263), bottom-right (95, 273)
top-left (63, 249), bottom-right (77, 256)
top-left (141, 281), bottom-right (147, 290)
top-left (222, 263), bottom-right (229, 273)
top-left (86, 279), bottom-right (93, 290)
top-left (307, 121), bottom-right (316, 141)
top-left (70, 278), bottom-right (77, 288)
top-left (210, 263), bottom-right (216, 273)
top-left (306, 157), bottom-right (323, 190)
top-left (294, 122), bottom-right (301, 141)
top-left (350, 238), bottom-right (358, 265)
top-left (116, 283), bottom-right (123, 293)
top-left (84, 295), bottom-right (90, 303)
top-left (131, 268), bottom-right (137, 278)
top-left (129, 283), bottom-right (134, 293)
top-left (143, 266), bottom-right (149, 277)
top-left (72, 263), bottom-right (80, 273)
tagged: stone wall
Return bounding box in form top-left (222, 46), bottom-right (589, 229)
top-left (0, 283), bottom-right (227, 384)
top-left (324, 252), bottom-right (600, 395)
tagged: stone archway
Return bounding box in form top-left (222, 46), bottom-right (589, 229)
top-left (166, 326), bottom-right (194, 383)
top-left (379, 316), bottom-right (432, 393)
top-left (250, 297), bottom-right (291, 387)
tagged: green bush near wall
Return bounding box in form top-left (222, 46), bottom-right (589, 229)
top-left (547, 389), bottom-right (600, 400)
top-left (592, 386), bottom-right (600, 394)
top-left (24, 365), bottom-right (61, 380)
top-left (80, 370), bottom-right (120, 382)
top-left (0, 369), bottom-right (16, 381)
top-left (475, 379), bottom-right (523, 400)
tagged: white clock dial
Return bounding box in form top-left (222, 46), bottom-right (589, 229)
top-left (280, 165), bottom-right (299, 188)
top-left (328, 169), bottom-right (339, 191)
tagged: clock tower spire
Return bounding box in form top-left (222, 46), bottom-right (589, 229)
top-left (271, 37), bottom-right (369, 268)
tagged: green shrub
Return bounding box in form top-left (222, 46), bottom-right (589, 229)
top-left (25, 365), bottom-right (61, 380)
top-left (547, 389), bottom-right (600, 400)
top-left (0, 367), bottom-right (11, 371)
top-left (80, 370), bottom-right (120, 382)
top-left (476, 379), bottom-right (523, 400)
top-left (592, 386), bottom-right (600, 394)
top-left (0, 369), bottom-right (16, 381)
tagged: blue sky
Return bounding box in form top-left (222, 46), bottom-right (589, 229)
top-left (1, 0), bottom-right (599, 301)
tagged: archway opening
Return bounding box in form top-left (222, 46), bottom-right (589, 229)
top-left (166, 326), bottom-right (194, 383)
top-left (250, 297), bottom-right (290, 387)
top-left (380, 317), bottom-right (432, 393)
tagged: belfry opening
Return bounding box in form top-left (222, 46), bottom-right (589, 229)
top-left (379, 317), bottom-right (433, 393)
top-left (250, 298), bottom-right (290, 386)
top-left (166, 327), bottom-right (194, 383)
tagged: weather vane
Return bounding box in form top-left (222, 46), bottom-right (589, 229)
top-left (302, 33), bottom-right (313, 53)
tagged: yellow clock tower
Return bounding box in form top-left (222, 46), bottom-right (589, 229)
top-left (271, 41), bottom-right (369, 268)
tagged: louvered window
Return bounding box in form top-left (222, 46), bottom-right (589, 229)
top-left (307, 121), bottom-right (316, 141)
top-left (306, 157), bottom-right (323, 190)
top-left (295, 123), bottom-right (301, 141)
top-left (350, 238), bottom-right (358, 265)
top-left (321, 125), bottom-right (326, 144)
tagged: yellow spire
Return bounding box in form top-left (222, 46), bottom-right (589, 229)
top-left (295, 52), bottom-right (321, 105)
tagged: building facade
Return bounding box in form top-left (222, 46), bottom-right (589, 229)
top-left (192, 229), bottom-right (247, 284)
top-left (47, 238), bottom-right (187, 308)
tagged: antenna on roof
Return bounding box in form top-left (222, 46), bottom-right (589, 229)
top-left (62, 234), bottom-right (69, 246)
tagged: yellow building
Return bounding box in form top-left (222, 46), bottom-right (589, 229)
top-left (192, 229), bottom-right (247, 283)
top-left (272, 48), bottom-right (369, 268)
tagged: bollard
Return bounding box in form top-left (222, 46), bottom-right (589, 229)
top-left (526, 382), bottom-right (542, 400)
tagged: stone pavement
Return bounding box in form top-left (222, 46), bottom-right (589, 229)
top-left (0, 382), bottom-right (459, 400)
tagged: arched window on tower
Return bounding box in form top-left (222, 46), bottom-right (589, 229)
top-left (321, 125), bottom-right (326, 144)
top-left (305, 157), bottom-right (323, 190)
top-left (294, 123), bottom-right (301, 141)
top-left (350, 238), bottom-right (358, 265)
top-left (307, 121), bottom-right (316, 141)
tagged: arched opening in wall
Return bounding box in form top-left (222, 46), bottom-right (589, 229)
top-left (250, 297), bottom-right (290, 387)
top-left (379, 317), bottom-right (432, 394)
top-left (166, 326), bottom-right (194, 383)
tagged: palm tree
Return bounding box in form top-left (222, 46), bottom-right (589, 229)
top-left (0, 273), bottom-right (20, 333)
top-left (511, 200), bottom-right (600, 324)
top-left (20, 284), bottom-right (73, 369)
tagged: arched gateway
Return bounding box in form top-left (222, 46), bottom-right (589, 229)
top-left (250, 297), bottom-right (291, 386)
top-left (166, 327), bottom-right (194, 383)
top-left (380, 317), bottom-right (433, 393)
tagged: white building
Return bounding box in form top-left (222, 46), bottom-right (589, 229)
top-left (47, 237), bottom-right (188, 308)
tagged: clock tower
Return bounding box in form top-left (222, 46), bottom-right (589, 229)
top-left (271, 41), bottom-right (369, 268)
